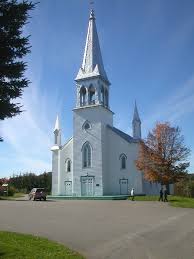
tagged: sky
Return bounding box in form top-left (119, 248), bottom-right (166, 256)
top-left (0, 0), bottom-right (194, 177)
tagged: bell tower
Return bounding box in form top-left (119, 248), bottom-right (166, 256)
top-left (73, 9), bottom-right (113, 196)
top-left (75, 10), bottom-right (110, 109)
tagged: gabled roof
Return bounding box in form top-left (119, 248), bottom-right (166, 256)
top-left (75, 10), bottom-right (109, 83)
top-left (107, 125), bottom-right (139, 143)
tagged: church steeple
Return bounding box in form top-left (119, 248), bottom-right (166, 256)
top-left (75, 10), bottom-right (109, 83)
top-left (75, 9), bottom-right (110, 109)
top-left (132, 101), bottom-right (141, 139)
top-left (53, 115), bottom-right (61, 146)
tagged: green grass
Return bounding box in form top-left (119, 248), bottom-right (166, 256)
top-left (169, 196), bottom-right (194, 208)
top-left (128, 195), bottom-right (194, 208)
top-left (0, 231), bottom-right (85, 259)
top-left (130, 195), bottom-right (159, 201)
top-left (0, 193), bottom-right (25, 200)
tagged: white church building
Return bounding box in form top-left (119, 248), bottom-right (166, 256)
top-left (51, 10), bottom-right (161, 196)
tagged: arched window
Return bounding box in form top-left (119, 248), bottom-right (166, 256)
top-left (82, 142), bottom-right (92, 168)
top-left (104, 88), bottom-right (108, 107)
top-left (100, 85), bottom-right (104, 105)
top-left (88, 85), bottom-right (95, 105)
top-left (119, 154), bottom-right (127, 170)
top-left (80, 86), bottom-right (86, 106)
top-left (65, 159), bottom-right (71, 172)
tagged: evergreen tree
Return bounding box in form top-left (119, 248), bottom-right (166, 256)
top-left (0, 0), bottom-right (35, 141)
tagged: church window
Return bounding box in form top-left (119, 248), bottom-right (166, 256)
top-left (82, 121), bottom-right (91, 131)
top-left (100, 85), bottom-right (104, 105)
top-left (54, 134), bottom-right (57, 145)
top-left (80, 86), bottom-right (87, 106)
top-left (105, 88), bottom-right (108, 107)
top-left (88, 85), bottom-right (96, 105)
top-left (82, 142), bottom-right (92, 168)
top-left (65, 159), bottom-right (71, 172)
top-left (119, 154), bottom-right (127, 170)
top-left (84, 123), bottom-right (90, 130)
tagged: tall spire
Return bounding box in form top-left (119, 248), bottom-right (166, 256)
top-left (132, 101), bottom-right (141, 139)
top-left (75, 9), bottom-right (109, 83)
top-left (53, 115), bottom-right (61, 147)
top-left (54, 115), bottom-right (60, 132)
top-left (133, 101), bottom-right (141, 122)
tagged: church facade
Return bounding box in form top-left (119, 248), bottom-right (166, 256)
top-left (51, 10), bottom-right (161, 196)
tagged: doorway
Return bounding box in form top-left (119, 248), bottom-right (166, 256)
top-left (119, 179), bottom-right (128, 195)
top-left (64, 181), bottom-right (72, 196)
top-left (81, 176), bottom-right (95, 196)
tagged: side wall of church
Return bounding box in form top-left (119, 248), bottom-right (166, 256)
top-left (106, 128), bottom-right (143, 195)
top-left (59, 138), bottom-right (73, 195)
top-left (142, 180), bottom-right (161, 195)
top-left (73, 106), bottom-right (113, 196)
top-left (142, 180), bottom-right (174, 195)
top-left (52, 151), bottom-right (59, 195)
top-left (101, 123), bottom-right (110, 195)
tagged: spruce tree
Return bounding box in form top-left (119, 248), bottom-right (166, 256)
top-left (0, 0), bottom-right (35, 141)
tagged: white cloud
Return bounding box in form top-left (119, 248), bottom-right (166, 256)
top-left (143, 74), bottom-right (194, 131)
top-left (0, 70), bottom-right (57, 176)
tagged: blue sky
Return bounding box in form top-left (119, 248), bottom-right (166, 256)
top-left (1, 0), bottom-right (194, 177)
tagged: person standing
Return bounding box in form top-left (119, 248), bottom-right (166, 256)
top-left (131, 188), bottom-right (135, 201)
top-left (158, 188), bottom-right (163, 201)
top-left (163, 189), bottom-right (168, 202)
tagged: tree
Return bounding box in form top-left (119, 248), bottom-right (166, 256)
top-left (0, 0), bottom-right (35, 141)
top-left (8, 171), bottom-right (52, 193)
top-left (136, 122), bottom-right (190, 185)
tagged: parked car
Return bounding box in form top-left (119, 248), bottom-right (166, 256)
top-left (28, 188), bottom-right (47, 201)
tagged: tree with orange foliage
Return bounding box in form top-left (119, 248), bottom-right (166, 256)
top-left (136, 122), bottom-right (190, 185)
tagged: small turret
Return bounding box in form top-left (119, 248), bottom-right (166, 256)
top-left (132, 101), bottom-right (141, 139)
top-left (52, 115), bottom-right (61, 149)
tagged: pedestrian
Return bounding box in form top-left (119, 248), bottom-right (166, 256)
top-left (163, 189), bottom-right (168, 202)
top-left (131, 188), bottom-right (135, 201)
top-left (158, 187), bottom-right (163, 201)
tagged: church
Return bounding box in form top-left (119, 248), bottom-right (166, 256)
top-left (51, 9), bottom-right (161, 196)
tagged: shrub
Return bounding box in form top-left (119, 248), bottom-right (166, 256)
top-left (8, 186), bottom-right (16, 196)
top-left (174, 179), bottom-right (194, 198)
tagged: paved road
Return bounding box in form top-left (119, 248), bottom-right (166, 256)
top-left (0, 199), bottom-right (194, 259)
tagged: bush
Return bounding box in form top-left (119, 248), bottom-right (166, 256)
top-left (8, 186), bottom-right (16, 196)
top-left (174, 179), bottom-right (194, 198)
top-left (187, 182), bottom-right (194, 198)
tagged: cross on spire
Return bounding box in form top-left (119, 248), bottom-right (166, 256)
top-left (89, 0), bottom-right (94, 10)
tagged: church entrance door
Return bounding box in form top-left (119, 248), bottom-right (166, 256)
top-left (81, 176), bottom-right (95, 196)
top-left (64, 181), bottom-right (72, 196)
top-left (120, 179), bottom-right (128, 195)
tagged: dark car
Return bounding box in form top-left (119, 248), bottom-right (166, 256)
top-left (28, 188), bottom-right (47, 201)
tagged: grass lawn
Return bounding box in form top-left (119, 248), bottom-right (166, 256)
top-left (0, 193), bottom-right (25, 200)
top-left (169, 196), bottom-right (194, 208)
top-left (129, 195), bottom-right (194, 208)
top-left (0, 231), bottom-right (85, 259)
